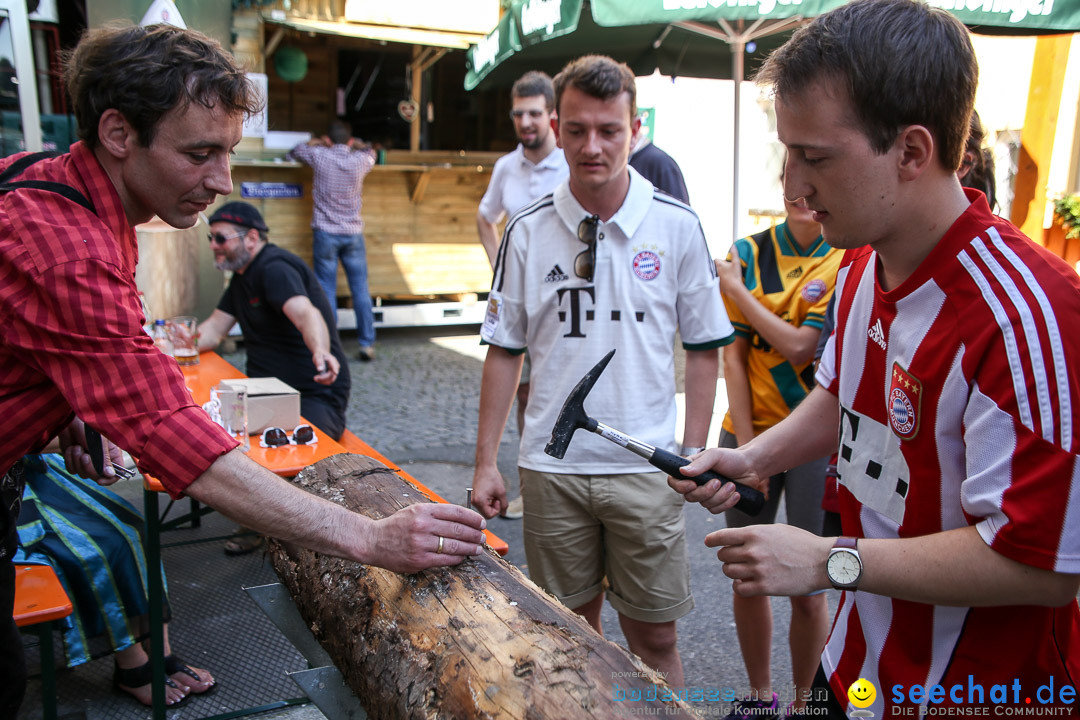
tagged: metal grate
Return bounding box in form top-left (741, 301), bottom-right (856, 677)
top-left (18, 505), bottom-right (309, 720)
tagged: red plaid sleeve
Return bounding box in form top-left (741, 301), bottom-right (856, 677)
top-left (0, 144), bottom-right (236, 492)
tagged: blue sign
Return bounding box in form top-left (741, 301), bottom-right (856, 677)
top-left (241, 182), bottom-right (302, 199)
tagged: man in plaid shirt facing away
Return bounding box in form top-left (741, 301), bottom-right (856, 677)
top-left (288, 120), bottom-right (378, 360)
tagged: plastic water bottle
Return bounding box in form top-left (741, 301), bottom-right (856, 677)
top-left (152, 319), bottom-right (174, 357)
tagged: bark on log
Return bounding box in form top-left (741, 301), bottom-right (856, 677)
top-left (268, 454), bottom-right (696, 719)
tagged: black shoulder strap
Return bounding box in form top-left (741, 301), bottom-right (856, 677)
top-left (0, 151), bottom-right (96, 214)
top-left (0, 151), bottom-right (56, 182)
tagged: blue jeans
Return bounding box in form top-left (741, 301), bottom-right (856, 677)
top-left (312, 229), bottom-right (375, 348)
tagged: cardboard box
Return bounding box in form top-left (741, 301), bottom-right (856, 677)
top-left (220, 378), bottom-right (300, 435)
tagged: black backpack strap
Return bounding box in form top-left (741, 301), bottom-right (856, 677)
top-left (0, 151), bottom-right (58, 183)
top-left (0, 179), bottom-right (95, 213)
top-left (0, 151), bottom-right (96, 214)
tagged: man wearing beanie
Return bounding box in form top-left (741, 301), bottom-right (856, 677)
top-left (197, 201), bottom-right (352, 554)
top-left (198, 201), bottom-right (351, 441)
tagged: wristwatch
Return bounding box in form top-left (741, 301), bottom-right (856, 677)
top-left (680, 444), bottom-right (706, 457)
top-left (826, 537), bottom-right (863, 591)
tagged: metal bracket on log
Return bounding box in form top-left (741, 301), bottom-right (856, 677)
top-left (244, 582), bottom-right (368, 720)
top-left (267, 453), bottom-right (697, 719)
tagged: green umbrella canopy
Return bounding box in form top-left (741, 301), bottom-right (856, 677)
top-left (466, 0), bottom-right (1080, 91)
top-left (593, 0), bottom-right (1080, 34)
top-left (465, 0), bottom-right (799, 90)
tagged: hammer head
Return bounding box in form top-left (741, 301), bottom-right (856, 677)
top-left (544, 348), bottom-right (615, 459)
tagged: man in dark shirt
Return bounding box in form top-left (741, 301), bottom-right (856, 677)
top-left (198, 201), bottom-right (350, 441)
top-left (628, 131), bottom-right (690, 204)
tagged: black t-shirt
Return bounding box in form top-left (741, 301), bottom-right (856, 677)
top-left (629, 142), bottom-right (690, 205)
top-left (218, 244), bottom-right (350, 400)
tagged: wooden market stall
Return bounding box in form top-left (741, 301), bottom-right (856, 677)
top-left (224, 1), bottom-right (519, 322)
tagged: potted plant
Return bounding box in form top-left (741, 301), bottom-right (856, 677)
top-left (1050, 193), bottom-right (1080, 270)
top-left (1054, 194), bottom-right (1080, 238)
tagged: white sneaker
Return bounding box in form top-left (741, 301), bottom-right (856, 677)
top-left (501, 495), bottom-right (524, 519)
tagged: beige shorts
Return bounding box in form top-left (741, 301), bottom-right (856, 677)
top-left (518, 468), bottom-right (693, 624)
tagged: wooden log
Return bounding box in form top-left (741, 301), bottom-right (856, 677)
top-left (268, 454), bottom-right (696, 719)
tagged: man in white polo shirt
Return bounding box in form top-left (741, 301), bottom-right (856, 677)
top-left (477, 71), bottom-right (569, 518)
top-left (472, 55), bottom-right (733, 685)
top-left (476, 71), bottom-right (568, 265)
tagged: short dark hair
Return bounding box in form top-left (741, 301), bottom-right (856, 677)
top-left (553, 55), bottom-right (636, 120)
top-left (511, 71), bottom-right (555, 111)
top-left (756, 0), bottom-right (977, 172)
top-left (63, 23), bottom-right (261, 149)
top-left (959, 110), bottom-right (997, 210)
top-left (328, 120), bottom-right (352, 145)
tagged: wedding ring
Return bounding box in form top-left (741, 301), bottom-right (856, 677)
top-left (436, 536), bottom-right (445, 554)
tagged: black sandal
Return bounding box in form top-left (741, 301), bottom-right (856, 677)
top-left (113, 659), bottom-right (191, 707)
top-left (165, 654), bottom-right (217, 695)
top-left (223, 530), bottom-right (265, 556)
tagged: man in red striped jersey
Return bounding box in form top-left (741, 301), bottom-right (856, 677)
top-left (0, 24), bottom-right (486, 716)
top-left (670, 1), bottom-right (1080, 717)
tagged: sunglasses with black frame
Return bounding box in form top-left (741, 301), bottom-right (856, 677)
top-left (260, 423), bottom-right (316, 448)
top-left (207, 229), bottom-right (247, 245)
top-left (575, 214), bottom-right (600, 282)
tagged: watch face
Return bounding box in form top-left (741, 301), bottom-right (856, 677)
top-left (828, 549), bottom-right (861, 587)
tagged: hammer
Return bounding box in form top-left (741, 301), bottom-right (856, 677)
top-left (544, 349), bottom-right (765, 516)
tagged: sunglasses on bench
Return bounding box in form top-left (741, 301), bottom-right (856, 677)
top-left (260, 424), bottom-right (316, 448)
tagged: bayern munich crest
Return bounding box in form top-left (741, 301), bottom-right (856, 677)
top-left (632, 251), bottom-right (661, 280)
top-left (889, 362), bottom-right (922, 440)
top-left (802, 278), bottom-right (827, 302)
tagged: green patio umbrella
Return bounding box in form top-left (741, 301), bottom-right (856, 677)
top-left (466, 0), bottom-right (1080, 240)
top-left (596, 0), bottom-right (1080, 36)
top-left (465, 0), bottom-right (822, 91)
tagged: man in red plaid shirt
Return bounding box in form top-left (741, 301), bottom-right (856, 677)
top-left (0, 24), bottom-right (486, 716)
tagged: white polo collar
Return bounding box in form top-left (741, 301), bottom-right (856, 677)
top-left (553, 166), bottom-right (653, 239)
top-left (515, 144), bottom-right (564, 170)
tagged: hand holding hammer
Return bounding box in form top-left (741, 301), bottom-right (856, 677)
top-left (545, 349), bottom-right (765, 516)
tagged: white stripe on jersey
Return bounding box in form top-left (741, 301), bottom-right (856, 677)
top-left (963, 382), bottom-right (1017, 542)
top-left (815, 263), bottom-right (851, 389)
top-left (836, 260), bottom-right (876, 402)
top-left (957, 249), bottom-right (1034, 435)
top-left (889, 280), bottom-right (947, 398)
top-left (926, 605), bottom-right (971, 702)
top-left (851, 593), bottom-right (893, 716)
top-left (1063, 461), bottom-right (1080, 572)
top-left (821, 595), bottom-right (855, 699)
top-left (970, 236), bottom-right (1054, 443)
top-left (937, 350), bottom-right (969, 531)
top-left (985, 227), bottom-right (1072, 449)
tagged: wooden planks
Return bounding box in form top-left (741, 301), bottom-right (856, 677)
top-left (221, 162), bottom-right (495, 299)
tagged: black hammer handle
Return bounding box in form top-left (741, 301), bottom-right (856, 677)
top-left (650, 447), bottom-right (765, 516)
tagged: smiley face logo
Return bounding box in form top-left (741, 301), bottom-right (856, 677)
top-left (848, 678), bottom-right (877, 708)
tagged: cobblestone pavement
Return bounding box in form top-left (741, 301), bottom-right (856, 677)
top-left (222, 325), bottom-right (835, 718)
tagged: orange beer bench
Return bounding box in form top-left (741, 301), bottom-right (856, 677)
top-left (338, 429), bottom-right (509, 556)
top-left (14, 563), bottom-right (74, 720)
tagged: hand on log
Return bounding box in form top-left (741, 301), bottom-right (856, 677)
top-left (369, 502), bottom-right (487, 574)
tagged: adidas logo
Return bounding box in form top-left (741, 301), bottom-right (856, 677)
top-left (545, 264), bottom-right (569, 283)
top-left (867, 318), bottom-right (886, 350)
top-left (786, 266), bottom-right (804, 279)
